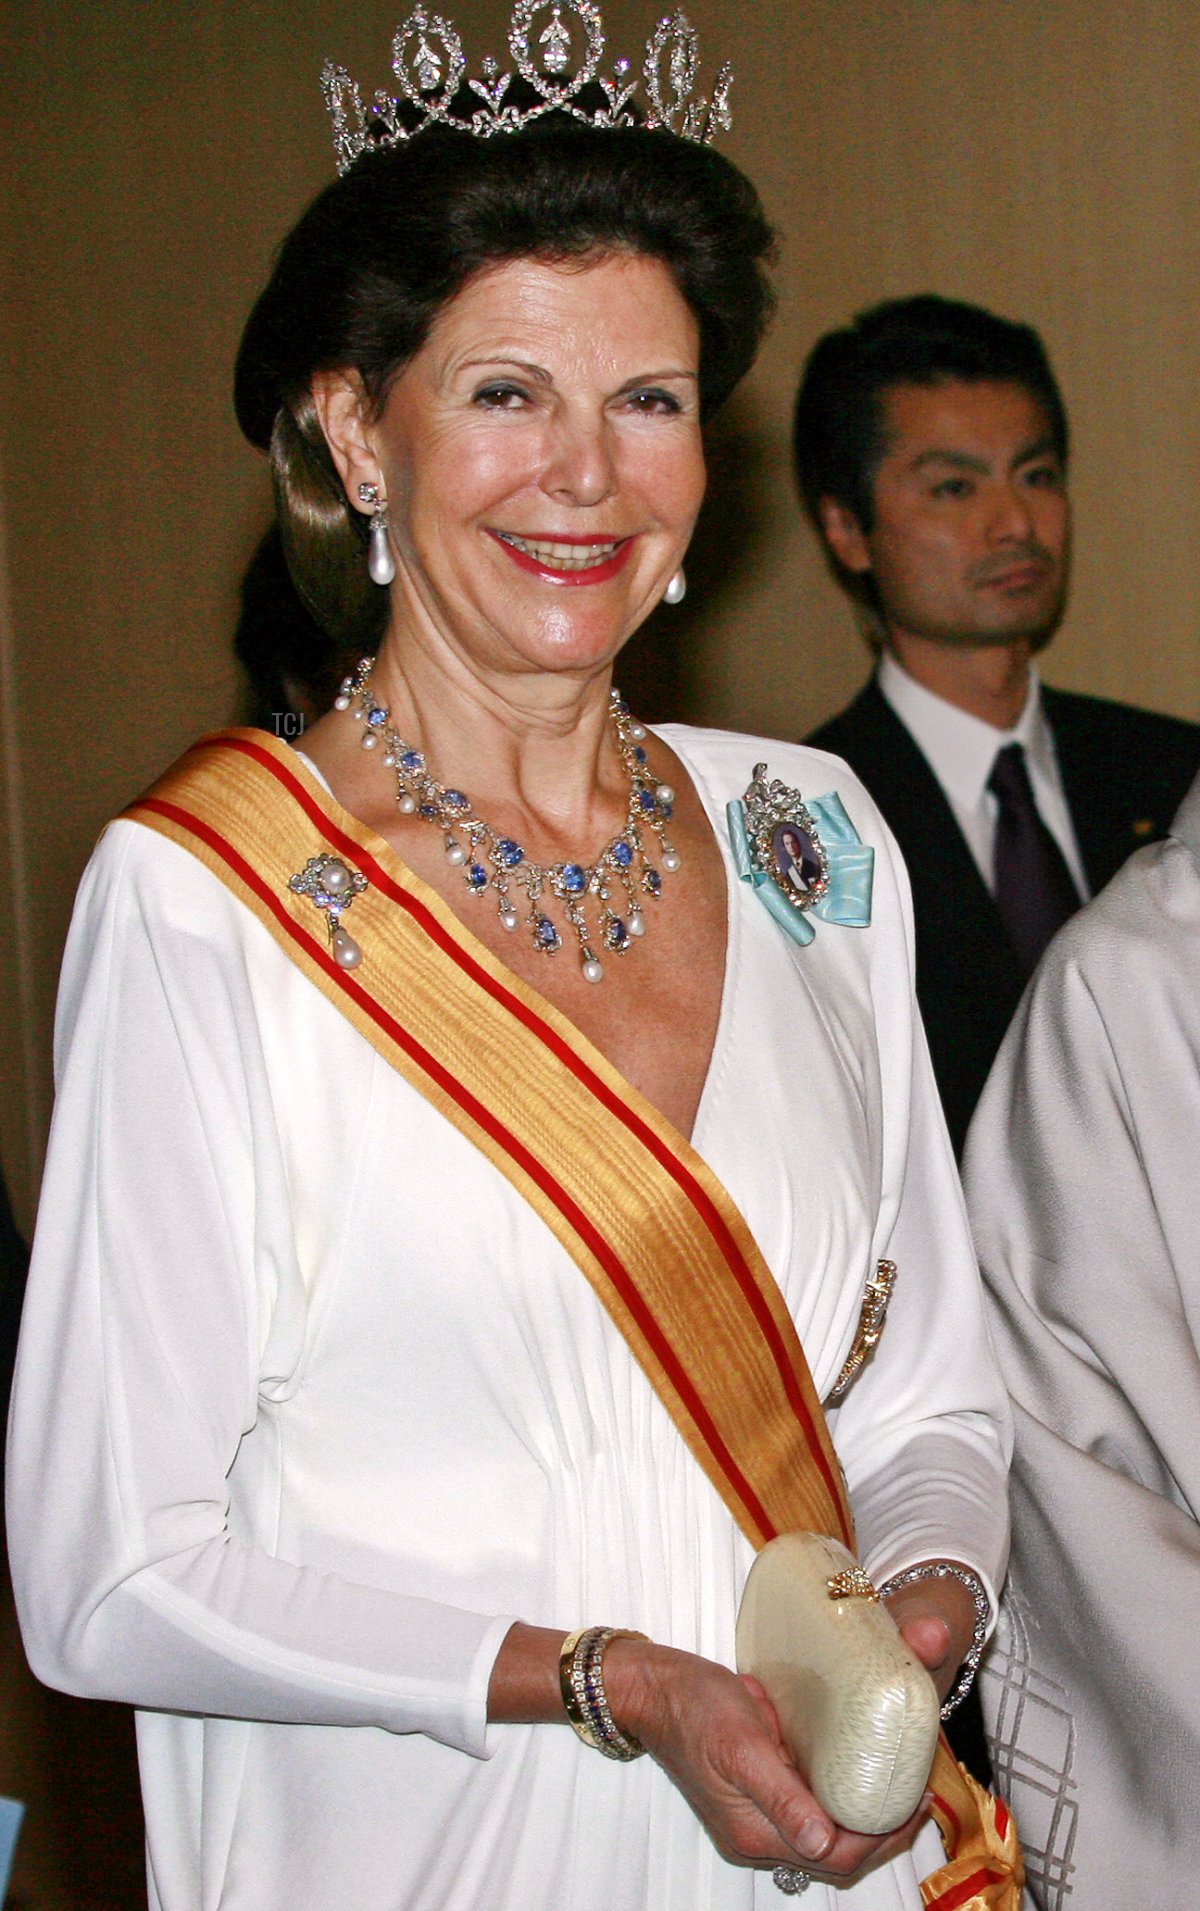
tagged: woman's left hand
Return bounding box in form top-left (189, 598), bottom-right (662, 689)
top-left (883, 1568), bottom-right (979, 1705)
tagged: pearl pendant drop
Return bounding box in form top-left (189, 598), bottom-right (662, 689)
top-left (367, 516), bottom-right (396, 587)
top-left (445, 841), bottom-right (466, 866)
top-left (331, 926), bottom-right (362, 969)
top-left (662, 851), bottom-right (681, 873)
top-left (581, 957), bottom-right (604, 984)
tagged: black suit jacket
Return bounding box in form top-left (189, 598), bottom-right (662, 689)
top-left (808, 677), bottom-right (1200, 1156)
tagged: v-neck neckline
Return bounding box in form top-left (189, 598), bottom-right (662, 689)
top-left (290, 727), bottom-right (736, 1150)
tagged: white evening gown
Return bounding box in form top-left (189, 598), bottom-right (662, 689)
top-left (7, 727), bottom-right (1008, 1911)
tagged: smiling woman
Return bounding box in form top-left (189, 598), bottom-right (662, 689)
top-left (234, 104), bottom-right (772, 666)
top-left (311, 252), bottom-right (706, 690)
top-left (6, 10), bottom-right (1014, 1911)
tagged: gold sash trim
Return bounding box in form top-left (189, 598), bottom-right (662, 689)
top-left (125, 728), bottom-right (1020, 1905)
top-left (922, 1778), bottom-right (1023, 1910)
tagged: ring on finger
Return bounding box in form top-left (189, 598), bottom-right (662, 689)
top-left (772, 1864), bottom-right (812, 1895)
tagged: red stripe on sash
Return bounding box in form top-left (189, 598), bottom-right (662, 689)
top-left (926, 1869), bottom-right (1008, 1911)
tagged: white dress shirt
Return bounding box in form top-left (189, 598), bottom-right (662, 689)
top-left (878, 650), bottom-right (1090, 901)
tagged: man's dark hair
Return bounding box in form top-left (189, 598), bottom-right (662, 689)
top-left (792, 294), bottom-right (1069, 541)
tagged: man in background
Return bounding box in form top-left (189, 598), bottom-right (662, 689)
top-left (796, 295), bottom-right (1200, 1157)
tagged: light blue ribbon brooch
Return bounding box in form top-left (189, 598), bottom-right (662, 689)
top-left (726, 762), bottom-right (873, 948)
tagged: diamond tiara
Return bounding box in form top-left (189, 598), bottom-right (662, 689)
top-left (321, 3), bottom-right (733, 172)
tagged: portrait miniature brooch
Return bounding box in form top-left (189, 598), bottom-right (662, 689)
top-left (726, 763), bottom-right (873, 948)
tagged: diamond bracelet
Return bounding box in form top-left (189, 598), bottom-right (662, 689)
top-left (558, 1625), bottom-right (649, 1760)
top-left (876, 1561), bottom-right (991, 1719)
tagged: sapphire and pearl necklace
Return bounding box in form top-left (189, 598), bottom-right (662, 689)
top-left (335, 656), bottom-right (680, 982)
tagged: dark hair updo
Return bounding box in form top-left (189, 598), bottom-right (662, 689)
top-left (235, 110), bottom-right (776, 646)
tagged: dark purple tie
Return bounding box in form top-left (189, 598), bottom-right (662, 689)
top-left (988, 742), bottom-right (1082, 974)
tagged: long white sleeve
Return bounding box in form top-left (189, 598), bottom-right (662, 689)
top-left (6, 822), bottom-right (512, 1757)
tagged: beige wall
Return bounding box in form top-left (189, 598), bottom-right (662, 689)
top-left (3, 0), bottom-right (1200, 1231)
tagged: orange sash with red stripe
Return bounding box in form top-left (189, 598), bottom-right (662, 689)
top-left (126, 729), bottom-right (1020, 1909)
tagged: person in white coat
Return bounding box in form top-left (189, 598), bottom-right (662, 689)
top-left (966, 763), bottom-right (1200, 1909)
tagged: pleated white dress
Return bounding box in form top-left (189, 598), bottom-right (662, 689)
top-left (6, 727), bottom-right (1009, 1911)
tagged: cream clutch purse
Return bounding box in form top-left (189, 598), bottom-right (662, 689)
top-left (735, 1532), bottom-right (940, 1835)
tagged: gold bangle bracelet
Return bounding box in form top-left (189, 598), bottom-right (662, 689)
top-left (558, 1628), bottom-right (603, 1751)
top-left (558, 1625), bottom-right (649, 1760)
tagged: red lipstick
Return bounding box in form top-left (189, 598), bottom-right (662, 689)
top-left (488, 530), bottom-right (635, 586)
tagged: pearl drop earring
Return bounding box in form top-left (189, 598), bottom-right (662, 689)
top-left (358, 482), bottom-right (396, 587)
top-left (664, 569), bottom-right (686, 606)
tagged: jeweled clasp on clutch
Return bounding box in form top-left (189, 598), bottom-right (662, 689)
top-left (826, 1567), bottom-right (879, 1602)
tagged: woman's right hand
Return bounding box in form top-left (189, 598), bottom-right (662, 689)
top-left (603, 1637), bottom-right (930, 1883)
